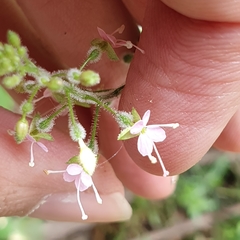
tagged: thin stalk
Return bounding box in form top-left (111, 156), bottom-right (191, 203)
top-left (22, 85), bottom-right (40, 118)
top-left (88, 105), bottom-right (100, 151)
top-left (65, 89), bottom-right (77, 128)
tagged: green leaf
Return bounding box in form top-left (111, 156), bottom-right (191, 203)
top-left (118, 127), bottom-right (138, 140)
top-left (66, 155), bottom-right (80, 164)
top-left (132, 108), bottom-right (141, 123)
top-left (91, 38), bottom-right (119, 61)
top-left (32, 132), bottom-right (54, 141)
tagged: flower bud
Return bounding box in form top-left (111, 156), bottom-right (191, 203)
top-left (0, 58), bottom-right (14, 76)
top-left (36, 116), bottom-right (55, 133)
top-left (47, 77), bottom-right (63, 91)
top-left (69, 122), bottom-right (86, 142)
top-left (2, 74), bottom-right (22, 89)
top-left (4, 45), bottom-right (16, 58)
top-left (67, 68), bottom-right (81, 84)
top-left (78, 139), bottom-right (97, 175)
top-left (7, 31), bottom-right (21, 48)
top-left (15, 118), bottom-right (29, 143)
top-left (87, 47), bottom-right (102, 63)
top-left (20, 100), bottom-right (34, 115)
top-left (79, 70), bottom-right (100, 87)
top-left (18, 46), bottom-right (27, 58)
top-left (116, 111), bottom-right (133, 128)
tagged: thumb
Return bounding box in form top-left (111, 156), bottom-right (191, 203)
top-left (0, 108), bottom-right (131, 222)
top-left (120, 0), bottom-right (240, 175)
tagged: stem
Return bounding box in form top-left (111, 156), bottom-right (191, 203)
top-left (38, 104), bottom-right (68, 130)
top-left (65, 89), bottom-right (77, 129)
top-left (88, 105), bottom-right (100, 151)
top-left (22, 85), bottom-right (40, 118)
top-left (84, 94), bottom-right (117, 115)
top-left (47, 104), bottom-right (67, 121)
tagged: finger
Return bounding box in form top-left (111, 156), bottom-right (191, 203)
top-left (6, 0), bottom-right (139, 89)
top-left (98, 107), bottom-right (176, 199)
top-left (121, 0), bottom-right (147, 24)
top-left (161, 0), bottom-right (240, 22)
top-left (214, 107), bottom-right (240, 152)
top-left (122, 0), bottom-right (240, 26)
top-left (0, 108), bottom-right (131, 222)
top-left (120, 0), bottom-right (240, 176)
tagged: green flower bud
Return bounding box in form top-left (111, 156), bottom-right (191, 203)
top-left (116, 111), bottom-right (133, 128)
top-left (37, 76), bottom-right (50, 86)
top-left (15, 118), bottom-right (29, 143)
top-left (47, 77), bottom-right (63, 91)
top-left (4, 44), bottom-right (16, 58)
top-left (67, 68), bottom-right (81, 84)
top-left (2, 74), bottom-right (22, 89)
top-left (7, 31), bottom-right (21, 48)
top-left (21, 101), bottom-right (34, 115)
top-left (88, 48), bottom-right (101, 62)
top-left (0, 58), bottom-right (14, 76)
top-left (18, 46), bottom-right (27, 58)
top-left (79, 70), bottom-right (100, 87)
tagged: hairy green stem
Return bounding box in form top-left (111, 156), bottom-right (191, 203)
top-left (88, 105), bottom-right (100, 151)
top-left (38, 104), bottom-right (68, 130)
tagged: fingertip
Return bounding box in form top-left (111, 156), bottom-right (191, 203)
top-left (161, 0), bottom-right (240, 22)
top-left (214, 108), bottom-right (240, 152)
top-left (30, 192), bottom-right (132, 222)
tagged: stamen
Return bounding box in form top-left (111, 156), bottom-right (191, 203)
top-left (124, 41), bottom-right (145, 54)
top-left (151, 123), bottom-right (179, 129)
top-left (111, 25), bottom-right (125, 35)
top-left (44, 170), bottom-right (65, 175)
top-left (152, 143), bottom-right (169, 177)
top-left (148, 155), bottom-right (157, 164)
top-left (29, 141), bottom-right (35, 167)
top-left (77, 176), bottom-right (88, 220)
top-left (91, 181), bottom-right (102, 204)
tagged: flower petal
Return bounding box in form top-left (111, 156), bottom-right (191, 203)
top-left (130, 120), bottom-right (144, 134)
top-left (81, 171), bottom-right (93, 188)
top-left (66, 164), bottom-right (83, 175)
top-left (142, 110), bottom-right (150, 126)
top-left (146, 127), bottom-right (166, 142)
top-left (137, 134), bottom-right (153, 157)
top-left (63, 172), bottom-right (76, 182)
top-left (97, 27), bottom-right (116, 46)
top-left (75, 174), bottom-right (91, 192)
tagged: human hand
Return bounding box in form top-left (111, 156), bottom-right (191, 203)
top-left (1, 0), bottom-right (240, 222)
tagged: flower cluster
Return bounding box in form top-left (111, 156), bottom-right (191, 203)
top-left (1, 27), bottom-right (178, 220)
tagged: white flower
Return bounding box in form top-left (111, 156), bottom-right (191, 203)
top-left (130, 110), bottom-right (179, 177)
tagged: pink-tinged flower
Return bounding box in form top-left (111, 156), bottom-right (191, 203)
top-left (130, 110), bottom-right (179, 177)
top-left (97, 25), bottom-right (145, 54)
top-left (26, 134), bottom-right (48, 167)
top-left (8, 130), bottom-right (48, 167)
top-left (45, 163), bottom-right (102, 220)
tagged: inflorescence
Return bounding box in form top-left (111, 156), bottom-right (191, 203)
top-left (0, 26), bottom-right (179, 220)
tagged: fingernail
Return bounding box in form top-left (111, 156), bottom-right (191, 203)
top-left (171, 175), bottom-right (179, 185)
top-left (30, 192), bottom-right (132, 222)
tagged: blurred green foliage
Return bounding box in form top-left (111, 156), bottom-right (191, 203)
top-left (0, 217), bottom-right (43, 240)
top-left (93, 155), bottom-right (240, 240)
top-left (0, 85), bottom-right (15, 110)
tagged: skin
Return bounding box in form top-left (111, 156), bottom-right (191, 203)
top-left (1, 0), bottom-right (240, 221)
